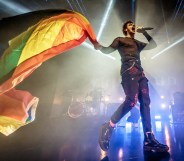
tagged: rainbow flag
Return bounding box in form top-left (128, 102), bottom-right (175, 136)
top-left (0, 9), bottom-right (97, 136)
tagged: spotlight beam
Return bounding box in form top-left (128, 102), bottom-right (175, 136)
top-left (70, 0), bottom-right (80, 11)
top-left (132, 0), bottom-right (135, 22)
top-left (75, 0), bottom-right (85, 16)
top-left (79, 0), bottom-right (87, 13)
top-left (97, 0), bottom-right (114, 40)
top-left (151, 36), bottom-right (184, 59)
top-left (180, 5), bottom-right (184, 21)
top-left (0, 1), bottom-right (30, 14)
top-left (82, 0), bottom-right (115, 60)
top-left (78, 0), bottom-right (89, 19)
top-left (161, 0), bottom-right (170, 43)
top-left (173, 0), bottom-right (183, 21)
top-left (172, 0), bottom-right (181, 21)
top-left (66, 0), bottom-right (75, 11)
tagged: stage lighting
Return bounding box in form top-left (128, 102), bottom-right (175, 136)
top-left (151, 36), bottom-right (184, 59)
top-left (169, 114), bottom-right (172, 120)
top-left (0, 1), bottom-right (30, 14)
top-left (118, 148), bottom-right (123, 159)
top-left (155, 121), bottom-right (162, 132)
top-left (161, 103), bottom-right (166, 109)
top-left (97, 0), bottom-right (114, 40)
top-left (155, 115), bottom-right (161, 120)
top-left (160, 95), bottom-right (165, 99)
top-left (160, 103), bottom-right (167, 109)
top-left (104, 96), bottom-right (110, 102)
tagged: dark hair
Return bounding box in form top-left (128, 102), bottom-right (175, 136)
top-left (122, 20), bottom-right (133, 35)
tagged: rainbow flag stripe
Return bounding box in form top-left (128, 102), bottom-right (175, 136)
top-left (0, 10), bottom-right (97, 136)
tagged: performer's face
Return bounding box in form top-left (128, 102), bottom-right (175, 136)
top-left (126, 22), bottom-right (136, 35)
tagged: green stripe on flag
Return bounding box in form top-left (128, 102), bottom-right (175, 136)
top-left (0, 26), bottom-right (36, 84)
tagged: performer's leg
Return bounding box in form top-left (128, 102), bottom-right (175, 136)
top-left (110, 83), bottom-right (139, 124)
top-left (99, 72), bottom-right (139, 151)
top-left (138, 76), bottom-right (169, 152)
top-left (138, 77), bottom-right (151, 133)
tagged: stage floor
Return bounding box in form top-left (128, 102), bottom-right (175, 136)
top-left (0, 115), bottom-right (183, 161)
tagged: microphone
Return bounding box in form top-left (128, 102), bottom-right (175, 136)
top-left (137, 27), bottom-right (154, 32)
top-left (142, 27), bottom-right (154, 30)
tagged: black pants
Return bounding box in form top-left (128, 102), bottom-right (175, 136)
top-left (111, 66), bottom-right (152, 133)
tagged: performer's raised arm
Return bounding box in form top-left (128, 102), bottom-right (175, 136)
top-left (137, 27), bottom-right (157, 50)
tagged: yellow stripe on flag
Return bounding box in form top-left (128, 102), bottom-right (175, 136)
top-left (53, 21), bottom-right (83, 46)
top-left (18, 16), bottom-right (69, 65)
top-left (0, 116), bottom-right (24, 136)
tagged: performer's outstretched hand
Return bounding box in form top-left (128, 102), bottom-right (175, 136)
top-left (94, 42), bottom-right (102, 50)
